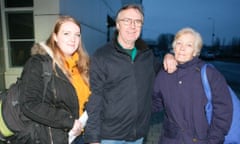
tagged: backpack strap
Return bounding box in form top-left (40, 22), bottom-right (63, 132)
top-left (201, 63), bottom-right (215, 124)
top-left (41, 60), bottom-right (53, 103)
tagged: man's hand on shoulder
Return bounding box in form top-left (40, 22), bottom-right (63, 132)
top-left (163, 53), bottom-right (177, 73)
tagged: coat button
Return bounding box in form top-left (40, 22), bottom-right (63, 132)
top-left (192, 138), bottom-right (198, 142)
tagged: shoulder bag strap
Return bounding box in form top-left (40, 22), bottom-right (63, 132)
top-left (201, 63), bottom-right (214, 124)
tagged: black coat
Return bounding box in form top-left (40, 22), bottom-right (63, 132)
top-left (84, 36), bottom-right (160, 142)
top-left (19, 45), bottom-right (79, 144)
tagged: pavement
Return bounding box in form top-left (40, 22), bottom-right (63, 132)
top-left (143, 112), bottom-right (164, 144)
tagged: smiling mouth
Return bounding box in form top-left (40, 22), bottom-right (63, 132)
top-left (178, 53), bottom-right (185, 56)
top-left (68, 44), bottom-right (75, 47)
top-left (127, 32), bottom-right (135, 35)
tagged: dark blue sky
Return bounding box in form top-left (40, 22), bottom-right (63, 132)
top-left (142, 0), bottom-right (240, 45)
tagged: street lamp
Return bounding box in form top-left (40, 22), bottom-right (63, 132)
top-left (208, 17), bottom-right (215, 46)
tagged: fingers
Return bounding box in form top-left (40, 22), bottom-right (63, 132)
top-left (166, 61), bottom-right (177, 73)
top-left (163, 53), bottom-right (177, 73)
top-left (167, 66), bottom-right (177, 73)
top-left (71, 120), bottom-right (83, 136)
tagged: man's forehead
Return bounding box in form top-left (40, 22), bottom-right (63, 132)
top-left (118, 8), bottom-right (143, 19)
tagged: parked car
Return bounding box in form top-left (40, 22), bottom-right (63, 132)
top-left (200, 51), bottom-right (215, 60)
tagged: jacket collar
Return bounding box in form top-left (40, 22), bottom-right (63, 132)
top-left (177, 57), bottom-right (201, 69)
top-left (39, 42), bottom-right (53, 58)
top-left (112, 31), bottom-right (149, 52)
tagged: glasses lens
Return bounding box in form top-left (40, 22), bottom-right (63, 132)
top-left (135, 20), bottom-right (142, 27)
top-left (120, 18), bottom-right (142, 27)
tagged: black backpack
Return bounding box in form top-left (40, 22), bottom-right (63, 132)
top-left (0, 60), bottom-right (52, 143)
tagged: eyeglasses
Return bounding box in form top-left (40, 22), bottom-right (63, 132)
top-left (118, 18), bottom-right (143, 27)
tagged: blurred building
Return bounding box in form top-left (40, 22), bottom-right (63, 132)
top-left (0, 0), bottom-right (142, 90)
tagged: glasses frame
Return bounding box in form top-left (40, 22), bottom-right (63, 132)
top-left (118, 18), bottom-right (143, 27)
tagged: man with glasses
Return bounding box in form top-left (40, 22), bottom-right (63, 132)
top-left (84, 4), bottom-right (176, 144)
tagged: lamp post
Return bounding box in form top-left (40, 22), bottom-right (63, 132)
top-left (208, 17), bottom-right (215, 46)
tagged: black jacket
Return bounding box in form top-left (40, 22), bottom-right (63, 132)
top-left (84, 36), bottom-right (160, 142)
top-left (19, 43), bottom-right (79, 144)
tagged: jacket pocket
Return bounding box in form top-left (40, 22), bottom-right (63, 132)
top-left (163, 120), bottom-right (181, 139)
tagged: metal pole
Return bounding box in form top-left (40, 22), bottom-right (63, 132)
top-left (208, 17), bottom-right (215, 46)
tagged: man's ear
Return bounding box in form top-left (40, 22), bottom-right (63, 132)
top-left (116, 22), bottom-right (120, 30)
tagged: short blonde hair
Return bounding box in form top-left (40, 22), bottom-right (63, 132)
top-left (172, 27), bottom-right (203, 56)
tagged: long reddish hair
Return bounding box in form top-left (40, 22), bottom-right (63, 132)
top-left (46, 15), bottom-right (89, 86)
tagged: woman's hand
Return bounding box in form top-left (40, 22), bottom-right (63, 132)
top-left (70, 119), bottom-right (83, 136)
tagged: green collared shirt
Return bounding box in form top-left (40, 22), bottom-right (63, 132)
top-left (118, 42), bottom-right (137, 61)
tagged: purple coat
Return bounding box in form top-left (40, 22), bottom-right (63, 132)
top-left (152, 57), bottom-right (233, 144)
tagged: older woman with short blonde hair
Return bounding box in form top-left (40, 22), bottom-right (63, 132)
top-left (152, 27), bottom-right (233, 144)
top-left (172, 27), bottom-right (202, 57)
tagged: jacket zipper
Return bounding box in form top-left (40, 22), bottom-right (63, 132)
top-left (49, 77), bottom-right (54, 144)
top-left (48, 127), bottom-right (53, 144)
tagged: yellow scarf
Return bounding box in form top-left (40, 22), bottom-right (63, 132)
top-left (64, 53), bottom-right (90, 116)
